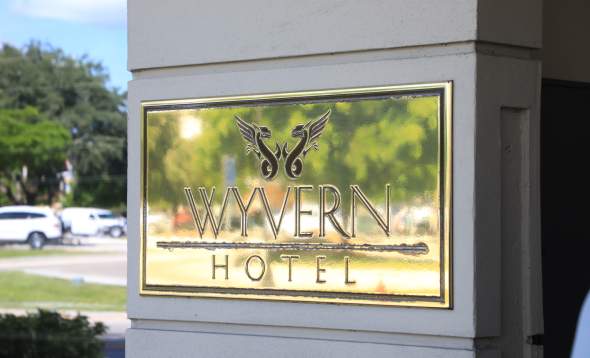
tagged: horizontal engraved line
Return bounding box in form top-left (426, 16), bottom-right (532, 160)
top-left (156, 241), bottom-right (429, 255)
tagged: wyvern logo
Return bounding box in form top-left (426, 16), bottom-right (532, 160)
top-left (235, 110), bottom-right (331, 180)
top-left (183, 184), bottom-right (391, 239)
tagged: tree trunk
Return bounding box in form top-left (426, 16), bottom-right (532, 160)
top-left (0, 173), bottom-right (22, 204)
top-left (16, 176), bottom-right (37, 205)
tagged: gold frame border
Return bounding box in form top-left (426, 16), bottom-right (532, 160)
top-left (139, 82), bottom-right (453, 308)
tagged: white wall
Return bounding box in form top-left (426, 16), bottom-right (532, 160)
top-left (127, 1), bottom-right (544, 356)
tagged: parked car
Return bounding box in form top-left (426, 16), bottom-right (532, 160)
top-left (0, 206), bottom-right (63, 249)
top-left (60, 208), bottom-right (126, 237)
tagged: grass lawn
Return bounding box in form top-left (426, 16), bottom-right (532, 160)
top-left (0, 249), bottom-right (95, 259)
top-left (0, 271), bottom-right (126, 311)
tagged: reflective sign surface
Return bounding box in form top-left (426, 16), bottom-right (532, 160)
top-left (140, 83), bottom-right (452, 307)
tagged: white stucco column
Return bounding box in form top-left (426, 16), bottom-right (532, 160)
top-left (126, 1), bottom-right (543, 357)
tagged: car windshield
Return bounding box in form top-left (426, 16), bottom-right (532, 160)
top-left (98, 213), bottom-right (116, 219)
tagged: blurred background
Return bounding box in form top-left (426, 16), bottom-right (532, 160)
top-left (0, 1), bottom-right (128, 356)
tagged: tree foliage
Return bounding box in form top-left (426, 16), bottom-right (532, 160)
top-left (0, 107), bottom-right (71, 204)
top-left (0, 42), bottom-right (127, 207)
top-left (0, 309), bottom-right (105, 358)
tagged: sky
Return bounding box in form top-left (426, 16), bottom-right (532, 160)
top-left (0, 0), bottom-right (130, 91)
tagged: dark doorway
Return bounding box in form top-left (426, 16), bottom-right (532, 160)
top-left (541, 79), bottom-right (590, 357)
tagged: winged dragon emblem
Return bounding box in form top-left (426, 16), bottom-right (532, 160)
top-left (234, 115), bottom-right (282, 180)
top-left (282, 109), bottom-right (331, 179)
top-left (234, 109), bottom-right (331, 180)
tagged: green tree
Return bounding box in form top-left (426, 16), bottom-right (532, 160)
top-left (0, 107), bottom-right (71, 204)
top-left (0, 42), bottom-right (127, 207)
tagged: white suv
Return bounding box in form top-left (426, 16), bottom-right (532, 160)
top-left (0, 206), bottom-right (63, 249)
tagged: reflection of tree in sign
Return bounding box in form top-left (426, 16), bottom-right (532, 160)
top-left (147, 95), bottom-right (440, 218)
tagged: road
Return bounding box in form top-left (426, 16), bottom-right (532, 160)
top-left (0, 237), bottom-right (129, 339)
top-left (0, 237), bottom-right (127, 286)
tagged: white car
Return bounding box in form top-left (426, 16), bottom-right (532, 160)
top-left (0, 206), bottom-right (63, 249)
top-left (61, 207), bottom-right (126, 237)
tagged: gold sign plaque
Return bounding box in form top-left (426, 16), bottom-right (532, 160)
top-left (140, 83), bottom-right (452, 308)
